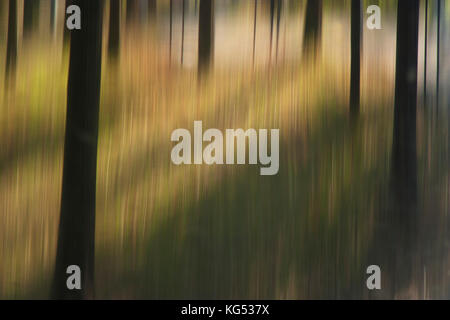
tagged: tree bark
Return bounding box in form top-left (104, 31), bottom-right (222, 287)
top-left (52, 0), bottom-right (104, 300)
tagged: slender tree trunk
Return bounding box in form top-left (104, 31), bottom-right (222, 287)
top-left (303, 0), bottom-right (322, 55)
top-left (350, 0), bottom-right (361, 117)
top-left (0, 1), bottom-right (5, 37)
top-left (50, 0), bottom-right (57, 33)
top-left (52, 0), bottom-right (104, 300)
top-left (269, 0), bottom-right (275, 63)
top-left (436, 0), bottom-right (441, 107)
top-left (109, 0), bottom-right (120, 59)
top-left (181, 0), bottom-right (185, 65)
top-left (169, 0), bottom-right (173, 65)
top-left (424, 0), bottom-right (428, 105)
top-left (5, 0), bottom-right (17, 80)
top-left (127, 0), bottom-right (138, 25)
top-left (148, 0), bottom-right (156, 17)
top-left (252, 0), bottom-right (257, 66)
top-left (23, 0), bottom-right (40, 37)
top-left (275, 0), bottom-right (282, 62)
top-left (198, 0), bottom-right (214, 74)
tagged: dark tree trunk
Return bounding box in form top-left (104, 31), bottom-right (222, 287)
top-left (126, 0), bottom-right (138, 25)
top-left (303, 0), bottom-right (322, 55)
top-left (436, 0), bottom-right (441, 107)
top-left (350, 0), bottom-right (361, 117)
top-left (169, 0), bottom-right (173, 64)
top-left (5, 0), bottom-right (17, 79)
top-left (423, 0), bottom-right (428, 105)
top-left (0, 1), bottom-right (5, 36)
top-left (148, 0), bottom-right (156, 17)
top-left (181, 0), bottom-right (186, 65)
top-left (269, 0), bottom-right (274, 62)
top-left (50, 0), bottom-right (57, 33)
top-left (109, 0), bottom-right (120, 58)
top-left (198, 0), bottom-right (214, 74)
top-left (392, 0), bottom-right (419, 193)
top-left (52, 0), bottom-right (104, 300)
top-left (389, 0), bottom-right (420, 296)
top-left (275, 0), bottom-right (282, 62)
top-left (23, 0), bottom-right (40, 37)
top-left (252, 0), bottom-right (257, 65)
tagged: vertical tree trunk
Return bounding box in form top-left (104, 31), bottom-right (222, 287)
top-left (389, 0), bottom-right (420, 296)
top-left (169, 0), bottom-right (173, 64)
top-left (269, 0), bottom-right (275, 63)
top-left (393, 0), bottom-right (419, 191)
top-left (423, 0), bottom-right (428, 105)
top-left (350, 0), bottom-right (361, 117)
top-left (303, 0), bottom-right (322, 55)
top-left (109, 0), bottom-right (120, 59)
top-left (23, 0), bottom-right (40, 37)
top-left (52, 0), bottom-right (104, 300)
top-left (126, 0), bottom-right (138, 25)
top-left (148, 0), bottom-right (156, 17)
top-left (275, 0), bottom-right (282, 62)
top-left (252, 0), bottom-right (257, 66)
top-left (5, 0), bottom-right (17, 80)
top-left (198, 0), bottom-right (214, 74)
top-left (436, 0), bottom-right (441, 107)
top-left (50, 0), bottom-right (57, 33)
top-left (181, 0), bottom-right (186, 65)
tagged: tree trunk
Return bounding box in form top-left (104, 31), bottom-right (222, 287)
top-left (198, 0), bottom-right (214, 74)
top-left (389, 0), bottom-right (420, 296)
top-left (350, 0), bottom-right (361, 117)
top-left (181, 0), bottom-right (185, 65)
top-left (269, 0), bottom-right (274, 63)
top-left (275, 0), bottom-right (282, 62)
top-left (303, 0), bottom-right (322, 55)
top-left (5, 0), bottom-right (17, 79)
top-left (109, 0), bottom-right (120, 58)
top-left (423, 0), bottom-right (428, 105)
top-left (169, 0), bottom-right (173, 64)
top-left (23, 0), bottom-right (40, 37)
top-left (52, 0), bottom-right (104, 300)
top-left (148, 0), bottom-right (156, 17)
top-left (126, 0), bottom-right (138, 25)
top-left (392, 0), bottom-right (419, 193)
top-left (252, 0), bottom-right (257, 65)
top-left (436, 0), bottom-right (441, 106)
top-left (50, 0), bottom-right (57, 33)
